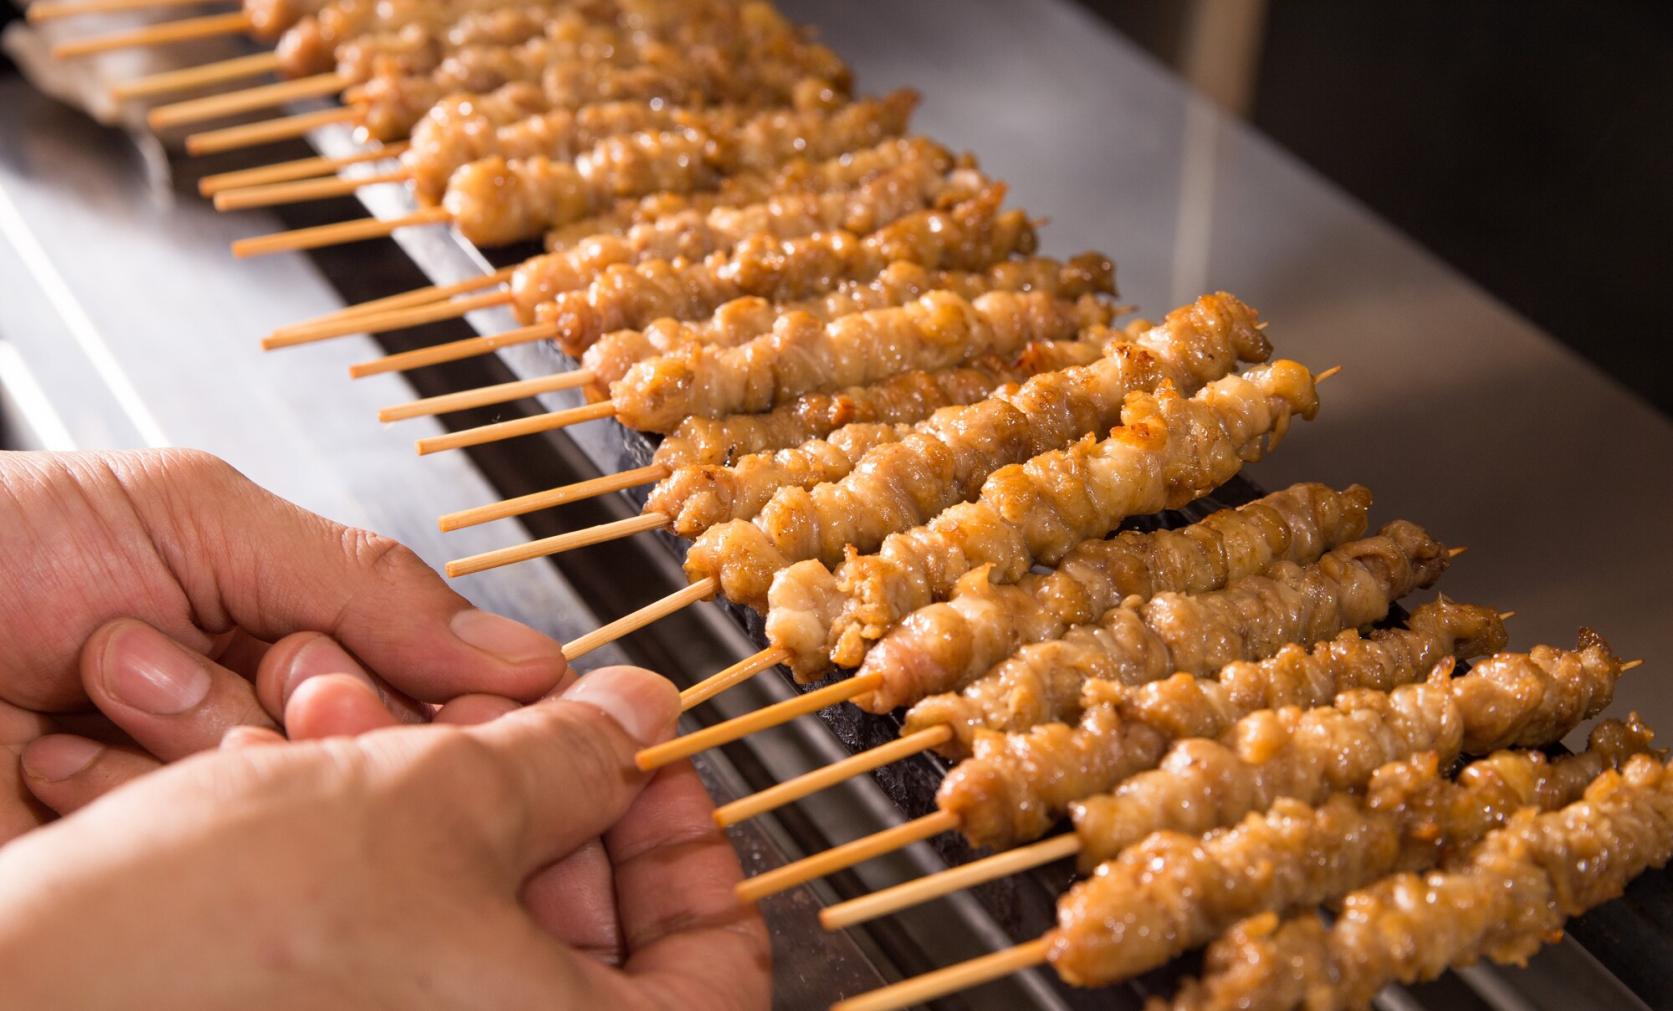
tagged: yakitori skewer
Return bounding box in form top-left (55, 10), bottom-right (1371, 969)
top-left (232, 89), bottom-right (920, 253)
top-left (835, 728), bottom-right (1667, 1011)
top-left (1162, 742), bottom-right (1666, 1011)
top-left (415, 282), bottom-right (1126, 460)
top-left (828, 630), bottom-right (1627, 913)
top-left (662, 361), bottom-right (1338, 713)
top-left (628, 364), bottom-right (1327, 779)
top-left (360, 252), bottom-right (1108, 409)
top-left (704, 483), bottom-right (1392, 824)
top-left (835, 718), bottom-right (1655, 939)
top-left (813, 599), bottom-right (1522, 927)
top-left (725, 523), bottom-right (1458, 902)
top-left (295, 143), bottom-right (993, 354)
top-left (438, 292), bottom-right (1258, 581)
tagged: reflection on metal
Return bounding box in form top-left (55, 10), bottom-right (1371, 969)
top-left (0, 342), bottom-right (77, 451)
top-left (1169, 93), bottom-right (1219, 307)
top-left (0, 182), bottom-right (169, 447)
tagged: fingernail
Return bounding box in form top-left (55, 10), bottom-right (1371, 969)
top-left (451, 609), bottom-right (562, 665)
top-left (562, 666), bottom-right (678, 746)
top-left (104, 622), bottom-right (212, 716)
top-left (281, 634), bottom-right (369, 703)
top-left (22, 735), bottom-right (103, 782)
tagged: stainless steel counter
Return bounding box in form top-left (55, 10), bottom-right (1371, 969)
top-left (4, 1), bottom-right (1672, 1008)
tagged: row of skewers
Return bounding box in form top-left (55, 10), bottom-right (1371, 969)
top-left (33, 0), bottom-right (1671, 1007)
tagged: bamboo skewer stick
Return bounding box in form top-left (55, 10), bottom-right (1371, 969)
top-left (303, 265), bottom-right (509, 327)
top-left (560, 579), bottom-right (715, 662)
top-left (262, 288), bottom-right (512, 348)
top-left (821, 833), bottom-right (1080, 932)
top-left (214, 166), bottom-right (410, 210)
top-left (415, 400), bottom-right (616, 455)
top-left (438, 462), bottom-right (666, 531)
top-left (197, 140), bottom-right (408, 195)
top-left (637, 672), bottom-right (888, 773)
top-left (388, 372), bottom-right (596, 425)
top-left (445, 513), bottom-right (673, 577)
top-left (52, 10), bottom-right (252, 57)
top-left (232, 204), bottom-right (451, 255)
top-left (733, 809), bottom-right (959, 905)
top-left (30, 0), bottom-right (226, 23)
top-left (187, 105), bottom-right (360, 156)
top-left (679, 646), bottom-right (789, 711)
top-left (832, 939), bottom-right (1049, 1011)
top-left (148, 71), bottom-right (350, 129)
top-left (1314, 364), bottom-right (1344, 383)
top-left (111, 50), bottom-right (282, 101)
top-left (347, 323), bottom-right (566, 378)
top-left (1622, 659), bottom-right (1646, 672)
top-left (715, 726), bottom-right (954, 828)
top-left (232, 205), bottom-right (449, 258)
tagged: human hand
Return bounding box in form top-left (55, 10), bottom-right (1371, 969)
top-left (0, 448), bottom-right (572, 842)
top-left (0, 666), bottom-right (770, 1010)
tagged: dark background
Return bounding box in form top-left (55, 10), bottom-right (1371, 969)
top-left (5, 0), bottom-right (1670, 415)
top-left (1080, 0), bottom-right (1673, 416)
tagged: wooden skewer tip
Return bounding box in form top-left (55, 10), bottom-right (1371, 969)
top-left (1314, 364), bottom-right (1343, 383)
top-left (734, 808), bottom-right (961, 907)
top-left (1447, 546), bottom-right (1469, 559)
top-left (712, 724), bottom-right (952, 828)
top-left (680, 645), bottom-right (790, 712)
top-left (444, 512), bottom-right (673, 578)
top-left (1621, 659), bottom-right (1645, 672)
top-left (560, 579), bottom-right (715, 662)
top-left (830, 939), bottom-right (1049, 1011)
top-left (638, 671), bottom-right (886, 773)
top-left (818, 832), bottom-right (1079, 932)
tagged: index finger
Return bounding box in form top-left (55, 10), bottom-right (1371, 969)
top-left (5, 450), bottom-right (570, 709)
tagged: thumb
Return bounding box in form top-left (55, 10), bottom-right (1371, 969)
top-left (446, 666), bottom-right (682, 876)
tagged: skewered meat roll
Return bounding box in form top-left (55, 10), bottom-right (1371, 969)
top-left (444, 90), bottom-right (921, 245)
top-left (583, 254), bottom-right (1116, 390)
top-left (1066, 632), bottom-right (1626, 867)
top-left (772, 362), bottom-right (1319, 695)
top-left (829, 483), bottom-right (1373, 699)
top-left (931, 535), bottom-right (1459, 849)
top-left (687, 321), bottom-right (1308, 622)
top-left (652, 357), bottom-right (1056, 470)
top-left (1160, 738), bottom-right (1673, 1011)
top-left (1050, 721), bottom-right (1658, 987)
top-left (911, 520), bottom-right (1449, 742)
top-left (501, 138), bottom-right (978, 313)
top-left (641, 333), bottom-right (1130, 536)
top-left (350, 2), bottom-right (849, 138)
top-left (411, 71), bottom-right (877, 204)
top-left (529, 184), bottom-right (1036, 355)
